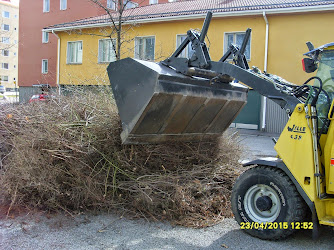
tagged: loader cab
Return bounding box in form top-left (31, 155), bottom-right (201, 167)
top-left (304, 44), bottom-right (334, 134)
top-left (316, 45), bottom-right (334, 97)
top-left (305, 44), bottom-right (334, 197)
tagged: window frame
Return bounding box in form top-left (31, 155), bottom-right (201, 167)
top-left (2, 24), bottom-right (9, 31)
top-left (2, 63), bottom-right (9, 70)
top-left (2, 11), bottom-right (9, 18)
top-left (42, 31), bottom-right (49, 43)
top-left (2, 50), bottom-right (9, 57)
top-left (149, 0), bottom-right (159, 4)
top-left (43, 0), bottom-right (50, 12)
top-left (123, 0), bottom-right (138, 10)
top-left (98, 38), bottom-right (117, 63)
top-left (42, 59), bottom-right (48, 74)
top-left (1, 37), bottom-right (9, 44)
top-left (223, 31), bottom-right (251, 61)
top-left (107, 0), bottom-right (116, 10)
top-left (134, 36), bottom-right (155, 61)
top-left (2, 75), bottom-right (8, 82)
top-left (176, 34), bottom-right (195, 59)
top-left (60, 0), bottom-right (67, 10)
top-left (66, 41), bottom-right (83, 64)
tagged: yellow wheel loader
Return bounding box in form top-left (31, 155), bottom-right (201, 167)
top-left (107, 12), bottom-right (334, 239)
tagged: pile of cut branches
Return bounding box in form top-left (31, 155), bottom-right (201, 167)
top-left (0, 89), bottom-right (243, 227)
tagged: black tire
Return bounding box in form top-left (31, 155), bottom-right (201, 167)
top-left (231, 166), bottom-right (307, 240)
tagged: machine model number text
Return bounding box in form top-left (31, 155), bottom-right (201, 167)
top-left (290, 134), bottom-right (302, 140)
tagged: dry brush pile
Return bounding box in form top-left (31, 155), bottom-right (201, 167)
top-left (0, 90), bottom-right (243, 227)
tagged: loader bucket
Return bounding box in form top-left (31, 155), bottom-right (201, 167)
top-left (107, 58), bottom-right (248, 144)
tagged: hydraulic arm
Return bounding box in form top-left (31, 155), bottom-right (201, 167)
top-left (162, 11), bottom-right (304, 114)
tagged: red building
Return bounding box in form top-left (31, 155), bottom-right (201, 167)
top-left (18, 0), bottom-right (171, 102)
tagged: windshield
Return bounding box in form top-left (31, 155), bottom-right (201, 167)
top-left (314, 49), bottom-right (334, 133)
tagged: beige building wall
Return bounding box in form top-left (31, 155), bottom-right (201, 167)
top-left (0, 1), bottom-right (18, 91)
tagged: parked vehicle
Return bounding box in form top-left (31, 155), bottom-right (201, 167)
top-left (29, 94), bottom-right (54, 103)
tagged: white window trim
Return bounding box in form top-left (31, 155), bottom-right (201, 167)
top-left (223, 31), bottom-right (252, 61)
top-left (43, 0), bottom-right (50, 13)
top-left (42, 59), bottom-right (48, 74)
top-left (42, 31), bottom-right (49, 43)
top-left (2, 76), bottom-right (8, 82)
top-left (60, 0), bottom-right (67, 10)
top-left (98, 38), bottom-right (117, 63)
top-left (66, 41), bottom-right (83, 64)
top-left (134, 35), bottom-right (156, 61)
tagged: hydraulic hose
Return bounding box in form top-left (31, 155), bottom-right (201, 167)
top-left (303, 76), bottom-right (323, 107)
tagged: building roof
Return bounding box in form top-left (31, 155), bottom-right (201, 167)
top-left (45, 0), bottom-right (334, 31)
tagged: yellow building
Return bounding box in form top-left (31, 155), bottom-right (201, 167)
top-left (44, 0), bottom-right (334, 133)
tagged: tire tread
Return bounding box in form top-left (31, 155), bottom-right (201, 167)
top-left (231, 165), bottom-right (307, 240)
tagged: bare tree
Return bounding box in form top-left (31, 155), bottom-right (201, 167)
top-left (88, 0), bottom-right (145, 61)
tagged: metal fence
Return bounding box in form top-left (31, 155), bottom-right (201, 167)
top-left (264, 98), bottom-right (289, 134)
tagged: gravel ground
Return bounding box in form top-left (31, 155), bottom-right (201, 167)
top-left (1, 129), bottom-right (333, 249)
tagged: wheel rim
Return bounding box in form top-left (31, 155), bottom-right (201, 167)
top-left (244, 184), bottom-right (281, 223)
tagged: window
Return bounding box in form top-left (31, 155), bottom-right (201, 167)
top-left (1, 76), bottom-right (8, 82)
top-left (98, 39), bottom-right (116, 63)
top-left (60, 0), bottom-right (67, 10)
top-left (123, 0), bottom-right (138, 9)
top-left (135, 36), bottom-right (155, 61)
top-left (2, 50), bottom-right (9, 56)
top-left (107, 0), bottom-right (116, 9)
top-left (224, 32), bottom-right (251, 60)
top-left (176, 34), bottom-right (195, 59)
top-left (2, 37), bottom-right (9, 44)
top-left (42, 31), bottom-right (49, 43)
top-left (43, 0), bottom-right (50, 12)
top-left (67, 41), bottom-right (83, 64)
top-left (42, 60), bottom-right (48, 74)
top-left (149, 0), bottom-right (158, 4)
top-left (2, 11), bottom-right (9, 18)
top-left (2, 24), bottom-right (9, 31)
top-left (2, 63), bottom-right (9, 69)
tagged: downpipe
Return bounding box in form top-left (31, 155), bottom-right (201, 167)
top-left (261, 12), bottom-right (269, 130)
top-left (51, 30), bottom-right (61, 95)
